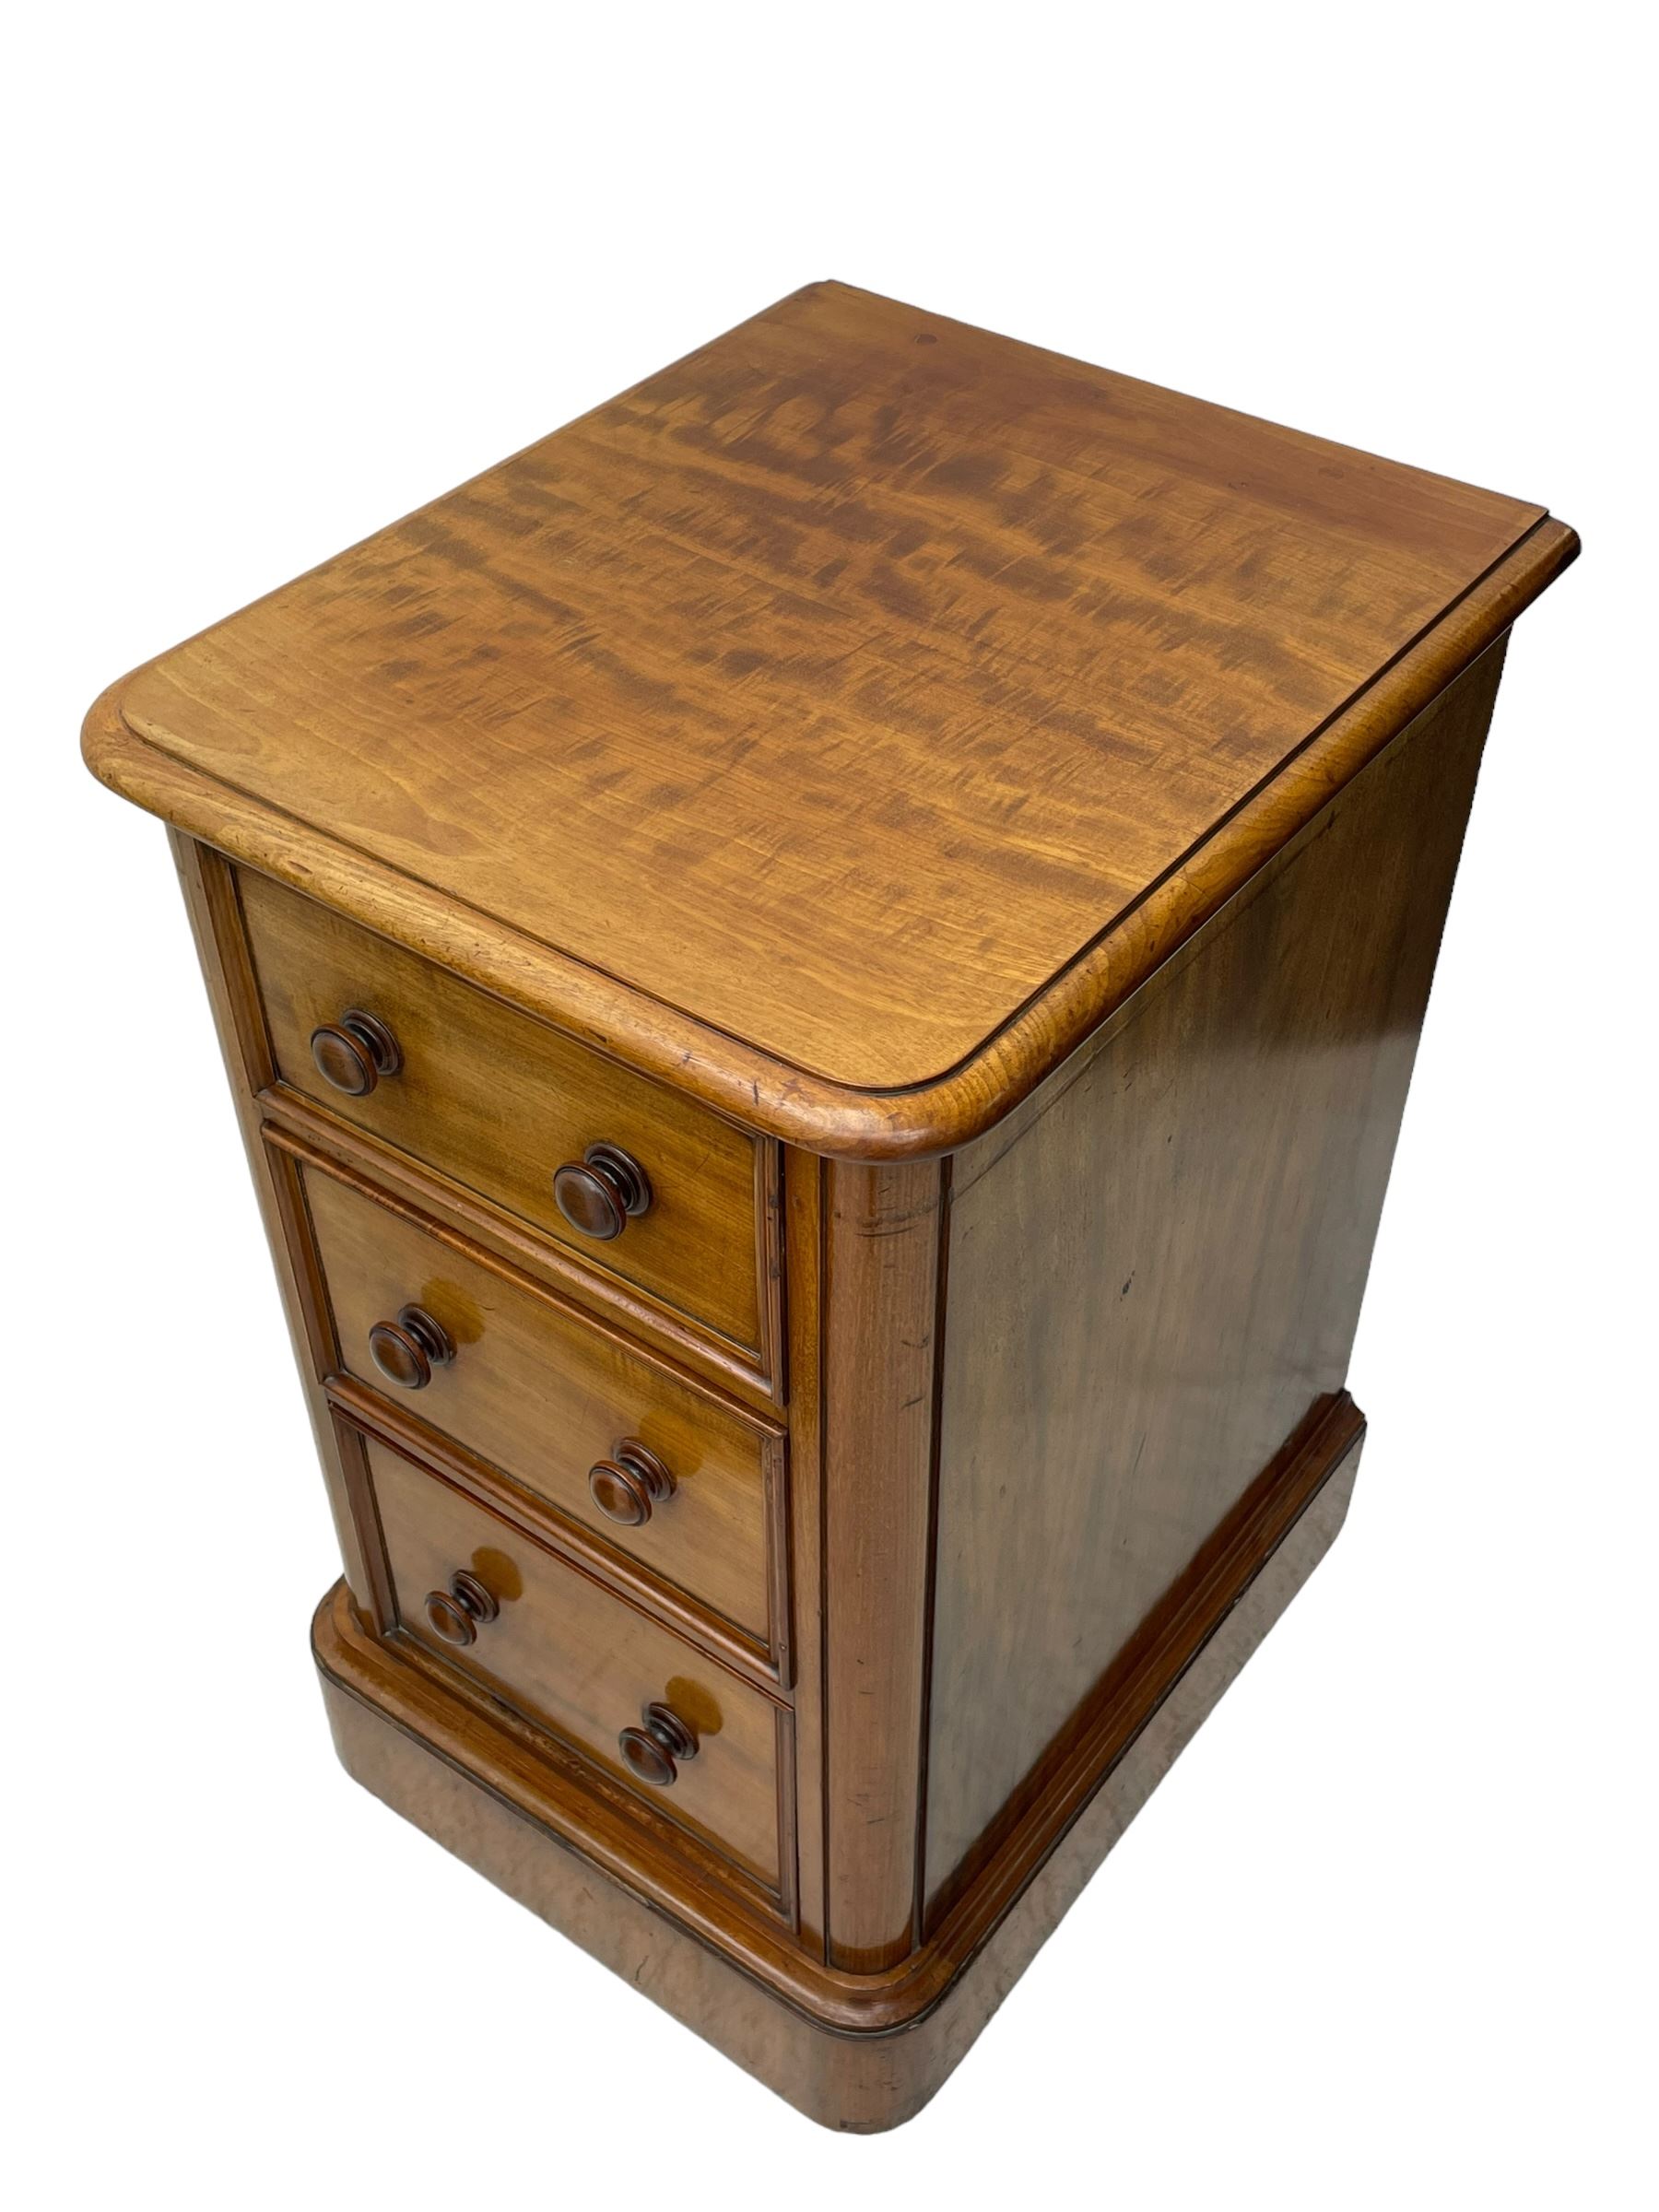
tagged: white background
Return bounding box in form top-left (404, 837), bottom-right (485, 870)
top-left (6, 6), bottom-right (1653, 2206)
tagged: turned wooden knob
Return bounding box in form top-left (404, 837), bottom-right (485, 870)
top-left (618, 1700), bottom-right (700, 1787)
top-left (553, 1144), bottom-right (652, 1241)
top-left (309, 1007), bottom-right (402, 1096)
top-left (588, 1441), bottom-right (677, 1526)
top-left (368, 1303), bottom-right (455, 1390)
top-left (423, 1569), bottom-right (500, 1648)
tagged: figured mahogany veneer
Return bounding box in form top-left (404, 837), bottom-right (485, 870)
top-left (86, 281), bottom-right (1575, 1155)
top-left (86, 282), bottom-right (1575, 2130)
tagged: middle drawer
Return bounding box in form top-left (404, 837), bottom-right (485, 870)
top-left (291, 1147), bottom-right (783, 1660)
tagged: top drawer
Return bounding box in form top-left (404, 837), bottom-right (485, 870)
top-left (238, 868), bottom-right (765, 1356)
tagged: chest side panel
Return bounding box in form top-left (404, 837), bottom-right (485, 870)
top-left (923, 644), bottom-right (1505, 1921)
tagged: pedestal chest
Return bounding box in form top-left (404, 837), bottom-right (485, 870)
top-left (84, 280), bottom-right (1575, 2129)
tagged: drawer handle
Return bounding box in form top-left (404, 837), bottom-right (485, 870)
top-left (423, 1569), bottom-right (500, 1649)
top-left (618, 1700), bottom-right (700, 1788)
top-left (367, 1303), bottom-right (455, 1390)
top-left (588, 1440), bottom-right (677, 1527)
top-left (309, 1007), bottom-right (402, 1097)
top-left (552, 1144), bottom-right (652, 1242)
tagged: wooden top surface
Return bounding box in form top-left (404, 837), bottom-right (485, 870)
top-left (88, 281), bottom-right (1574, 1151)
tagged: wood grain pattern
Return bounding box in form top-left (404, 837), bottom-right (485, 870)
top-left (782, 1146), bottom-right (829, 1958)
top-left (315, 1403), bottom-right (1363, 2126)
top-left (923, 648), bottom-right (1502, 1913)
top-left (88, 300), bottom-right (1580, 2132)
top-left (291, 1145), bottom-right (784, 1659)
top-left (363, 1430), bottom-right (786, 1894)
top-left (239, 865), bottom-right (765, 1354)
top-left (253, 1069), bottom-right (781, 1407)
top-left (84, 283), bottom-right (1577, 1151)
top-left (166, 835), bottom-right (388, 1618)
top-left (820, 1158), bottom-right (943, 1972)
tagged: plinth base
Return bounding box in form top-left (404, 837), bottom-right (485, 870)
top-left (315, 1409), bottom-right (1362, 2131)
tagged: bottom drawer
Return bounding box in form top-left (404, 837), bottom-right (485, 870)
top-left (361, 1431), bottom-right (786, 1892)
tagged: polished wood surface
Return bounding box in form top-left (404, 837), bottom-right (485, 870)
top-left (922, 648), bottom-right (1504, 1915)
top-left (317, 1413), bottom-right (1362, 2127)
top-left (364, 1430), bottom-right (786, 1893)
top-left (819, 1158), bottom-right (944, 1973)
top-left (166, 833), bottom-right (387, 1619)
top-left (320, 1397), bottom-right (1363, 2033)
top-left (86, 292), bottom-right (1578, 2132)
top-left (239, 865), bottom-right (765, 1352)
top-left (295, 1149), bottom-right (783, 1655)
top-left (85, 284), bottom-right (1577, 1154)
top-left (781, 1146), bottom-right (829, 1957)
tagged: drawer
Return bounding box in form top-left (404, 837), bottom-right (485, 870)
top-left (363, 1432), bottom-right (786, 1890)
top-left (298, 1155), bottom-right (783, 1658)
top-left (239, 865), bottom-right (766, 1357)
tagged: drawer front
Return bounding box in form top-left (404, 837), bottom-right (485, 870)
top-left (365, 1434), bottom-right (784, 1888)
top-left (240, 866), bottom-right (764, 1356)
top-left (301, 1159), bottom-right (780, 1653)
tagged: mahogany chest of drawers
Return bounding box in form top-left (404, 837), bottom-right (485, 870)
top-left (85, 281), bottom-right (1575, 2129)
